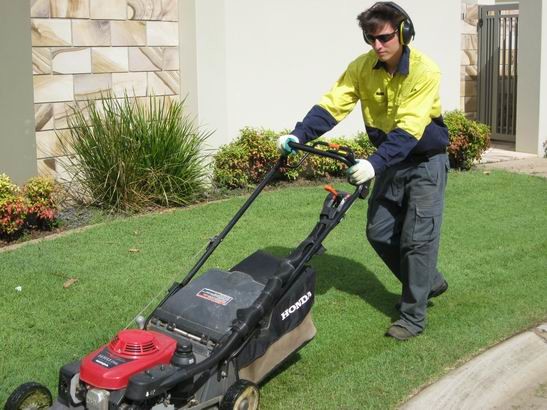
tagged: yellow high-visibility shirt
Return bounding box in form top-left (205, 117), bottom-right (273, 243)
top-left (291, 46), bottom-right (449, 174)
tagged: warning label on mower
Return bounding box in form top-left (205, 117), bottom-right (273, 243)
top-left (92, 348), bottom-right (131, 368)
top-left (196, 288), bottom-right (233, 306)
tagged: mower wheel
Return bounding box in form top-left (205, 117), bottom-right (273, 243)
top-left (4, 382), bottom-right (52, 410)
top-left (220, 380), bottom-right (259, 410)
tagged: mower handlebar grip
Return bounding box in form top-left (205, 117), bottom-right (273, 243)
top-left (287, 141), bottom-right (356, 167)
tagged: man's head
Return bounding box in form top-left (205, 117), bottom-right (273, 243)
top-left (357, 2), bottom-right (414, 66)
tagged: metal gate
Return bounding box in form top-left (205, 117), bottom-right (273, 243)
top-left (477, 4), bottom-right (519, 142)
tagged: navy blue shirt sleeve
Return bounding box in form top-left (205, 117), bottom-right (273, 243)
top-left (368, 128), bottom-right (418, 175)
top-left (291, 105), bottom-right (338, 143)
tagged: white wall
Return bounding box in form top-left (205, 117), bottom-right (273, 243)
top-left (181, 0), bottom-right (461, 149)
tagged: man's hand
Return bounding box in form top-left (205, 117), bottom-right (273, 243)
top-left (276, 135), bottom-right (299, 155)
top-left (347, 159), bottom-right (375, 185)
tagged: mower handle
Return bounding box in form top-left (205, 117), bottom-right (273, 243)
top-left (153, 140), bottom-right (368, 316)
top-left (287, 140), bottom-right (369, 199)
top-left (287, 140), bottom-right (357, 167)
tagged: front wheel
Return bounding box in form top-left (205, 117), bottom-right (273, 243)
top-left (4, 382), bottom-right (52, 410)
top-left (220, 380), bottom-right (259, 410)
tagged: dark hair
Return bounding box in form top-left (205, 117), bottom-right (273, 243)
top-left (357, 2), bottom-right (405, 34)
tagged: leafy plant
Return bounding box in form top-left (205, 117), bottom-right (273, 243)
top-left (0, 175), bottom-right (59, 239)
top-left (0, 174), bottom-right (27, 239)
top-left (444, 110), bottom-right (491, 170)
top-left (300, 133), bottom-right (375, 179)
top-left (60, 94), bottom-right (211, 212)
top-left (23, 177), bottom-right (58, 230)
top-left (212, 128), bottom-right (376, 189)
top-left (23, 177), bottom-right (55, 204)
top-left (0, 198), bottom-right (28, 239)
top-left (212, 127), bottom-right (293, 189)
top-left (0, 173), bottom-right (19, 204)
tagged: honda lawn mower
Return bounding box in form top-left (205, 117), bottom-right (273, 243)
top-left (5, 141), bottom-right (368, 410)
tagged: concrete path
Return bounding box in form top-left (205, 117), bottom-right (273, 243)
top-left (476, 144), bottom-right (547, 178)
top-left (401, 324), bottom-right (547, 410)
top-left (477, 157), bottom-right (547, 178)
top-left (401, 144), bottom-right (547, 409)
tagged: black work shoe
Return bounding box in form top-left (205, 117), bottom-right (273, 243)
top-left (428, 279), bottom-right (448, 299)
top-left (385, 325), bottom-right (416, 341)
top-left (395, 280), bottom-right (449, 310)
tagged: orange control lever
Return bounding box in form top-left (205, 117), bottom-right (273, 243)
top-left (324, 184), bottom-right (339, 197)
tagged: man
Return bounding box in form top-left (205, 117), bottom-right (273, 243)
top-left (277, 2), bottom-right (449, 341)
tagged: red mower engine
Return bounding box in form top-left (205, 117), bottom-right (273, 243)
top-left (80, 329), bottom-right (177, 390)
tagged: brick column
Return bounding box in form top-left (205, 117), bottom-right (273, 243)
top-left (461, 3), bottom-right (478, 120)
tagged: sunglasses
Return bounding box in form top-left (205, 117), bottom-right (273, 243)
top-left (364, 29), bottom-right (399, 45)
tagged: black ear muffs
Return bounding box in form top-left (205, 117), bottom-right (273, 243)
top-left (369, 1), bottom-right (415, 45)
top-left (396, 10), bottom-right (414, 45)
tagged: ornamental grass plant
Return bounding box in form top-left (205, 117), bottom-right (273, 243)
top-left (60, 95), bottom-right (211, 213)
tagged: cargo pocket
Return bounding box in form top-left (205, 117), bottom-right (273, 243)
top-left (412, 206), bottom-right (442, 242)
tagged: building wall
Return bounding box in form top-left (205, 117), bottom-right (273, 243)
top-left (515, 0), bottom-right (546, 155)
top-left (30, 0), bottom-right (181, 179)
top-left (4, 0), bottom-right (540, 185)
top-left (0, 0), bottom-right (37, 185)
top-left (181, 0), bottom-right (462, 150)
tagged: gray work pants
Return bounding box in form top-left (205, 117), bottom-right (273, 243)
top-left (366, 153), bottom-right (449, 334)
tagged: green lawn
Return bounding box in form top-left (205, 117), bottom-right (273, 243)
top-left (1, 170), bottom-right (546, 409)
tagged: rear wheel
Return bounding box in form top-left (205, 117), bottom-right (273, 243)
top-left (220, 380), bottom-right (259, 410)
top-left (4, 382), bottom-right (52, 410)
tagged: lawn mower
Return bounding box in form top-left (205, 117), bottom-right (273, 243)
top-left (5, 141), bottom-right (368, 410)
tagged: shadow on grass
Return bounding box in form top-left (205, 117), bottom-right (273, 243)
top-left (264, 246), bottom-right (399, 320)
top-left (259, 246), bottom-right (399, 384)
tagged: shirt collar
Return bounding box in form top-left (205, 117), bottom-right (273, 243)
top-left (373, 45), bottom-right (410, 75)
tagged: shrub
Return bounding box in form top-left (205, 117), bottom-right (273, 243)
top-left (212, 127), bottom-right (297, 189)
top-left (23, 177), bottom-right (58, 230)
top-left (213, 127), bottom-right (298, 189)
top-left (60, 94), bottom-right (211, 212)
top-left (212, 128), bottom-right (376, 189)
top-left (300, 133), bottom-right (376, 179)
top-left (0, 175), bottom-right (60, 239)
top-left (0, 173), bottom-right (19, 203)
top-left (0, 174), bottom-right (26, 239)
top-left (0, 197), bottom-right (28, 239)
top-left (444, 110), bottom-right (491, 170)
top-left (23, 176), bottom-right (55, 204)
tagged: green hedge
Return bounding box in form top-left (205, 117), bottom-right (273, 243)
top-left (444, 110), bottom-right (491, 170)
top-left (212, 128), bottom-right (375, 189)
top-left (212, 128), bottom-right (287, 189)
top-left (212, 113), bottom-right (491, 190)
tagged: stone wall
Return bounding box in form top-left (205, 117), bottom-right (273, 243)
top-left (461, 3), bottom-right (479, 119)
top-left (30, 0), bottom-right (179, 179)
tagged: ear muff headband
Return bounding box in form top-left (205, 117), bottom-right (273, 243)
top-left (370, 1), bottom-right (415, 45)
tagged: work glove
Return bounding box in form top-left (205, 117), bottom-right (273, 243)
top-left (347, 159), bottom-right (375, 185)
top-left (276, 135), bottom-right (299, 155)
